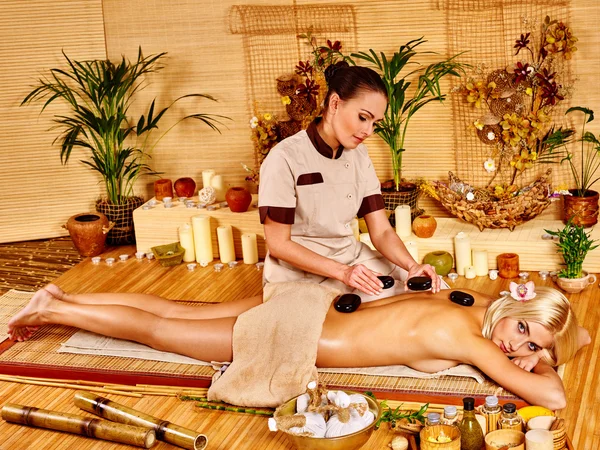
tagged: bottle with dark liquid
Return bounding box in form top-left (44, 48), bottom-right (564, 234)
top-left (458, 397), bottom-right (484, 450)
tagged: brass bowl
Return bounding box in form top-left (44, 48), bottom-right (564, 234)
top-left (276, 391), bottom-right (381, 450)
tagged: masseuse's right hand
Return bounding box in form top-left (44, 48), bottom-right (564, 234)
top-left (341, 264), bottom-right (383, 296)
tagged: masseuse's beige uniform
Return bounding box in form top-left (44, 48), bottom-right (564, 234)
top-left (259, 118), bottom-right (408, 300)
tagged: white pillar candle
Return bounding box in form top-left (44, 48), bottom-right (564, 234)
top-left (359, 233), bottom-right (376, 250)
top-left (395, 204), bottom-right (412, 238)
top-left (211, 174), bottom-right (226, 202)
top-left (241, 233), bottom-right (259, 264)
top-left (191, 215), bottom-right (213, 264)
top-left (464, 265), bottom-right (477, 279)
top-left (350, 218), bottom-right (360, 241)
top-left (178, 223), bottom-right (196, 263)
top-left (202, 169), bottom-right (215, 189)
top-left (217, 225), bottom-right (235, 264)
top-left (454, 231), bottom-right (472, 276)
top-left (404, 240), bottom-right (419, 263)
top-left (472, 249), bottom-right (489, 276)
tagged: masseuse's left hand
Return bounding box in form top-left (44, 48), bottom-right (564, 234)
top-left (406, 263), bottom-right (441, 293)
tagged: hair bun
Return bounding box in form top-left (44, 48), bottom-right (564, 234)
top-left (324, 61), bottom-right (350, 84)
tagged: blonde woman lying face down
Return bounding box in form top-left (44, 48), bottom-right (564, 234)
top-left (8, 284), bottom-right (589, 410)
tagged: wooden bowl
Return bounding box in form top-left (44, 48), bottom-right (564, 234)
top-left (485, 429), bottom-right (525, 450)
top-left (419, 424), bottom-right (461, 450)
top-left (276, 391), bottom-right (381, 450)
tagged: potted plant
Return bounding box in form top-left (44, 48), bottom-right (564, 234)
top-left (551, 107), bottom-right (600, 227)
top-left (545, 219), bottom-right (598, 293)
top-left (22, 48), bottom-right (228, 244)
top-left (348, 38), bottom-right (466, 216)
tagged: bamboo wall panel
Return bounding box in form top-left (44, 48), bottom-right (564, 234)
top-left (0, 1), bottom-right (106, 243)
top-left (2, 0), bottom-right (599, 242)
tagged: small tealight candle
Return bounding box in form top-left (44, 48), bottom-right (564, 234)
top-left (200, 261), bottom-right (209, 267)
top-left (186, 202), bottom-right (196, 208)
top-left (135, 252), bottom-right (145, 260)
top-left (91, 256), bottom-right (101, 265)
top-left (228, 261), bottom-right (238, 269)
top-left (119, 254), bottom-right (129, 262)
top-left (197, 203), bottom-right (207, 209)
top-left (539, 270), bottom-right (549, 280)
top-left (256, 262), bottom-right (265, 271)
top-left (146, 252), bottom-right (154, 260)
top-left (105, 257), bottom-right (115, 266)
top-left (162, 197), bottom-right (172, 204)
top-left (179, 197), bottom-right (187, 202)
top-left (148, 199), bottom-right (157, 207)
top-left (519, 271), bottom-right (529, 281)
top-left (187, 263), bottom-right (197, 272)
top-left (164, 202), bottom-right (173, 209)
top-left (447, 272), bottom-right (458, 282)
top-left (214, 263), bottom-right (224, 272)
top-left (207, 205), bottom-right (218, 211)
top-left (499, 290), bottom-right (510, 297)
top-left (219, 201), bottom-right (229, 208)
top-left (464, 265), bottom-right (477, 279)
top-left (489, 269), bottom-right (499, 280)
top-left (142, 205), bottom-right (152, 210)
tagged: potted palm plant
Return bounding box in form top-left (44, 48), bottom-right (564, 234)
top-left (22, 48), bottom-right (228, 245)
top-left (349, 38), bottom-right (466, 217)
top-left (545, 220), bottom-right (598, 293)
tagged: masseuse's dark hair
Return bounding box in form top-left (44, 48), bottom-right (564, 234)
top-left (323, 61), bottom-right (387, 110)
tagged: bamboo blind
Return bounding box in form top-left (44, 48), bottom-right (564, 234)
top-left (2, 0), bottom-right (599, 242)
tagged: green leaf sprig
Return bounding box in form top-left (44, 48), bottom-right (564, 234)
top-left (373, 399), bottom-right (429, 429)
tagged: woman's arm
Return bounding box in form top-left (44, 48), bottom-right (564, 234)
top-left (264, 217), bottom-right (384, 295)
top-left (364, 209), bottom-right (441, 292)
top-left (465, 337), bottom-right (567, 410)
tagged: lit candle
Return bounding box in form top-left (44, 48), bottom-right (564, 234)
top-left (211, 174), bottom-right (226, 202)
top-left (395, 205), bottom-right (412, 238)
top-left (216, 225), bottom-right (235, 264)
top-left (454, 232), bottom-right (471, 276)
top-left (359, 233), bottom-right (376, 250)
top-left (241, 233), bottom-right (259, 264)
top-left (472, 249), bottom-right (489, 276)
top-left (202, 169), bottom-right (215, 189)
top-left (464, 265), bottom-right (477, 279)
top-left (404, 240), bottom-right (419, 263)
top-left (350, 218), bottom-right (360, 241)
top-left (178, 223), bottom-right (196, 263)
top-left (191, 215), bottom-right (213, 264)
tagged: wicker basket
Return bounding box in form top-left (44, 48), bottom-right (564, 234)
top-left (434, 169), bottom-right (553, 231)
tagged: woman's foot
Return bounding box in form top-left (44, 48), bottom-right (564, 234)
top-left (7, 287), bottom-right (57, 342)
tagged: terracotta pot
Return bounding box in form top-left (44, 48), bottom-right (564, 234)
top-left (64, 213), bottom-right (112, 257)
top-left (154, 179), bottom-right (173, 200)
top-left (563, 190), bottom-right (599, 227)
top-left (174, 177), bottom-right (197, 198)
top-left (225, 186), bottom-right (252, 212)
top-left (423, 251), bottom-right (454, 276)
top-left (555, 271), bottom-right (597, 294)
top-left (497, 253), bottom-right (519, 279)
top-left (412, 214), bottom-right (437, 238)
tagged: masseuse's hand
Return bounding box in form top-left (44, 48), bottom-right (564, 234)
top-left (341, 264), bottom-right (383, 296)
top-left (406, 263), bottom-right (441, 293)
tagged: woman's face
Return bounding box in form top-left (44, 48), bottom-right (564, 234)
top-left (329, 91), bottom-right (387, 149)
top-left (491, 318), bottom-right (554, 357)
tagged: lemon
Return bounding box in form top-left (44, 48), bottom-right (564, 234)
top-left (517, 405), bottom-right (554, 423)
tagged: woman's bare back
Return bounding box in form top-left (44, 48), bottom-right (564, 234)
top-left (316, 289), bottom-right (491, 372)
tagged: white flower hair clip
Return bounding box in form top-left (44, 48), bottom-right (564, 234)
top-left (509, 281), bottom-right (536, 301)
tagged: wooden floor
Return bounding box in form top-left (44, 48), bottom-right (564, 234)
top-left (0, 245), bottom-right (598, 449)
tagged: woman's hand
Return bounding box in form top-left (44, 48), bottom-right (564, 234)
top-left (511, 353), bottom-right (541, 372)
top-left (406, 263), bottom-right (441, 293)
top-left (341, 264), bottom-right (383, 296)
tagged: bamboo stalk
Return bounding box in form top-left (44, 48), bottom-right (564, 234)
top-left (74, 391), bottom-right (208, 450)
top-left (1, 403), bottom-right (156, 448)
top-left (0, 375), bottom-right (142, 398)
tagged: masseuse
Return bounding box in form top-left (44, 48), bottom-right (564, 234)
top-left (258, 61), bottom-right (440, 297)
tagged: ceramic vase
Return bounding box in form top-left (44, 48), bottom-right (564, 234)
top-left (154, 179), bottom-right (173, 200)
top-left (64, 212), bottom-right (112, 257)
top-left (225, 186), bottom-right (252, 212)
top-left (174, 177), bottom-right (197, 198)
top-left (563, 190), bottom-right (599, 227)
top-left (555, 271), bottom-right (597, 294)
top-left (412, 214), bottom-right (437, 238)
top-left (423, 251), bottom-right (454, 276)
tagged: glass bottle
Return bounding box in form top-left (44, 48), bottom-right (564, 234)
top-left (481, 395), bottom-right (502, 434)
top-left (498, 402), bottom-right (523, 431)
top-left (442, 405), bottom-right (459, 426)
top-left (426, 412), bottom-right (441, 426)
top-left (458, 397), bottom-right (484, 450)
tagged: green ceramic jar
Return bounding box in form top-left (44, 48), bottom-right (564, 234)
top-left (423, 251), bottom-right (454, 276)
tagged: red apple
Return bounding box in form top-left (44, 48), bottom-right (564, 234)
top-left (174, 177), bottom-right (197, 197)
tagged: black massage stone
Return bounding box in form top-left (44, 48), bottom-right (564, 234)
top-left (334, 293), bottom-right (362, 313)
top-left (450, 290), bottom-right (475, 307)
top-left (406, 276), bottom-right (432, 291)
top-left (377, 275), bottom-right (395, 289)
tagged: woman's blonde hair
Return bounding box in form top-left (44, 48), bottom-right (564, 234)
top-left (481, 287), bottom-right (579, 366)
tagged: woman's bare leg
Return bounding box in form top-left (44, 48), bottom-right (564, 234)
top-left (7, 289), bottom-right (235, 362)
top-left (44, 284), bottom-right (262, 320)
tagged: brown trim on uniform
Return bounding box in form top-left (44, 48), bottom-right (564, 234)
top-left (306, 117), bottom-right (344, 160)
top-left (259, 206), bottom-right (296, 224)
top-left (297, 172), bottom-right (324, 186)
top-left (357, 194), bottom-right (385, 218)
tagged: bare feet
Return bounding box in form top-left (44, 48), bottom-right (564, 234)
top-left (44, 283), bottom-right (66, 301)
top-left (7, 288), bottom-right (57, 342)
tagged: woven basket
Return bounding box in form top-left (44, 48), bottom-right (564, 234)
top-left (434, 169), bottom-right (552, 231)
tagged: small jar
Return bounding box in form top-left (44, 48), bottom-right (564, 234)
top-left (442, 405), bottom-right (459, 426)
top-left (498, 402), bottom-right (522, 431)
top-left (426, 412), bottom-right (441, 426)
top-left (481, 395), bottom-right (502, 434)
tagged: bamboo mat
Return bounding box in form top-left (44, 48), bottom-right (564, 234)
top-left (0, 289), bottom-right (518, 403)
